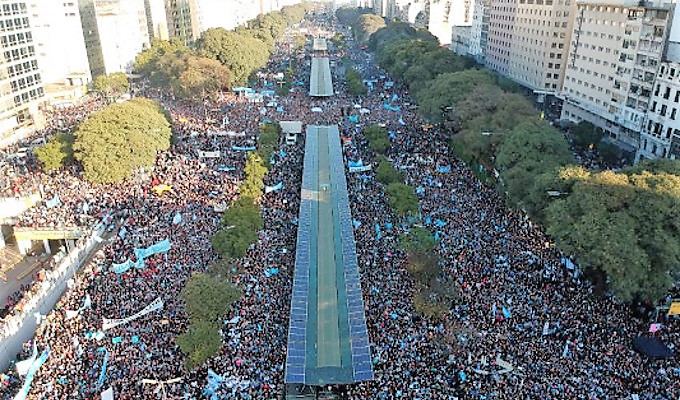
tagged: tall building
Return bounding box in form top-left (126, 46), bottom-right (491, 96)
top-left (636, 3), bottom-right (680, 160)
top-left (560, 0), bottom-right (674, 152)
top-left (144, 0), bottom-right (170, 40)
top-left (449, 0), bottom-right (479, 55)
top-left (486, 0), bottom-right (575, 96)
top-left (0, 0), bottom-right (44, 139)
top-left (27, 1), bottom-right (90, 88)
top-left (78, 0), bottom-right (150, 78)
top-left (166, 0), bottom-right (200, 45)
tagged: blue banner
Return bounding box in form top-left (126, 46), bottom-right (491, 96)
top-left (45, 195), bottom-right (61, 209)
top-left (349, 115), bottom-right (359, 123)
top-left (14, 348), bottom-right (49, 400)
top-left (265, 182), bottom-right (284, 193)
top-left (436, 165), bottom-right (452, 173)
top-left (375, 224), bottom-right (382, 240)
top-left (134, 239), bottom-right (171, 261)
top-left (383, 103), bottom-right (401, 112)
top-left (348, 159), bottom-right (363, 168)
top-left (217, 165), bottom-right (236, 172)
top-left (110, 258), bottom-right (145, 274)
top-left (231, 145), bottom-right (256, 152)
top-left (96, 347), bottom-right (109, 390)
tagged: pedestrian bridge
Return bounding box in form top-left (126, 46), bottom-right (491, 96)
top-left (309, 57), bottom-right (333, 97)
top-left (284, 125), bottom-right (373, 386)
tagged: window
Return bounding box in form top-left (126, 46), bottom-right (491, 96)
top-left (671, 108), bottom-right (677, 120)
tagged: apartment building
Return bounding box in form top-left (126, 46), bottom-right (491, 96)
top-left (451, 0), bottom-right (489, 61)
top-left (0, 0), bottom-right (44, 139)
top-left (78, 0), bottom-right (150, 78)
top-left (636, 5), bottom-right (680, 160)
top-left (27, 1), bottom-right (90, 88)
top-left (144, 0), bottom-right (170, 40)
top-left (560, 0), bottom-right (673, 151)
top-left (166, 0), bottom-right (200, 45)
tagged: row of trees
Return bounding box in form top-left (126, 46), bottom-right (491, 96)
top-left (35, 98), bottom-right (172, 184)
top-left (342, 10), bottom-right (680, 302)
top-left (345, 65), bottom-right (367, 96)
top-left (134, 4), bottom-right (309, 100)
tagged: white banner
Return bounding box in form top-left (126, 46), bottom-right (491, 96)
top-left (213, 203), bottom-right (227, 213)
top-left (102, 297), bottom-right (164, 331)
top-left (198, 150), bottom-right (221, 158)
top-left (101, 387), bottom-right (114, 400)
top-left (349, 165), bottom-right (373, 173)
top-left (15, 343), bottom-right (37, 376)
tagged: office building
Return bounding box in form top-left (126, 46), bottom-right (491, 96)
top-left (561, 0), bottom-right (674, 152)
top-left (144, 0), bottom-right (170, 40)
top-left (486, 0), bottom-right (575, 96)
top-left (166, 0), bottom-right (200, 45)
top-left (27, 0), bottom-right (90, 103)
top-left (0, 0), bottom-right (44, 139)
top-left (78, 0), bottom-right (150, 78)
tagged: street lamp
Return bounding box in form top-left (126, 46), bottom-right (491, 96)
top-left (141, 377), bottom-right (183, 400)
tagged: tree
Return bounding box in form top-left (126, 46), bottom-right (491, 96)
top-left (177, 319), bottom-right (222, 368)
top-left (211, 225), bottom-right (258, 259)
top-left (257, 123), bottom-right (280, 163)
top-left (176, 55), bottom-right (231, 100)
top-left (363, 124), bottom-right (390, 154)
top-left (134, 38), bottom-right (189, 76)
top-left (596, 141), bottom-right (622, 165)
top-left (375, 156), bottom-right (403, 184)
top-left (346, 67), bottom-right (367, 96)
top-left (545, 169), bottom-right (680, 301)
top-left (399, 226), bottom-right (436, 255)
top-left (197, 28), bottom-right (270, 84)
top-left (572, 121), bottom-right (603, 149)
top-left (222, 197), bottom-right (263, 231)
top-left (416, 70), bottom-right (495, 123)
top-left (240, 152), bottom-right (268, 200)
top-left (356, 14), bottom-right (386, 42)
top-left (34, 133), bottom-right (74, 171)
top-left (181, 272), bottom-right (241, 323)
top-left (495, 120), bottom-right (574, 207)
top-left (386, 183), bottom-right (418, 216)
top-left (73, 98), bottom-right (172, 183)
top-left (92, 72), bottom-right (129, 101)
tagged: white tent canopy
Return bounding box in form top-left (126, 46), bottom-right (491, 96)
top-left (279, 121), bottom-right (303, 134)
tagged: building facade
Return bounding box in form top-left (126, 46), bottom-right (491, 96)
top-left (166, 0), bottom-right (200, 45)
top-left (144, 0), bottom-right (170, 41)
top-left (78, 0), bottom-right (150, 78)
top-left (27, 1), bottom-right (90, 86)
top-left (561, 0), bottom-right (674, 152)
top-left (0, 0), bottom-right (44, 139)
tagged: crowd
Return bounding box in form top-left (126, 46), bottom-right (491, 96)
top-left (0, 17), bottom-right (677, 400)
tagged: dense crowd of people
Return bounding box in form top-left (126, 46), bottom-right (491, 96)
top-left (0, 16), bottom-right (677, 400)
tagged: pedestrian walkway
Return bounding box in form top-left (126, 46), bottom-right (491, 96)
top-left (284, 125), bottom-right (373, 386)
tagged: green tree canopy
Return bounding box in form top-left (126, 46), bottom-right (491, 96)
top-left (257, 123), bottom-right (281, 163)
top-left (197, 28), bottom-right (270, 84)
top-left (356, 14), bottom-right (386, 42)
top-left (177, 319), bottom-right (222, 368)
top-left (495, 120), bottom-right (575, 207)
top-left (181, 272), bottom-right (241, 323)
top-left (134, 38), bottom-right (189, 75)
top-left (399, 226), bottom-right (436, 255)
top-left (363, 124), bottom-right (390, 154)
top-left (375, 156), bottom-right (403, 184)
top-left (572, 121), bottom-right (604, 150)
top-left (92, 72), bottom-right (129, 101)
top-left (346, 67), bottom-right (367, 96)
top-left (240, 152), bottom-right (268, 200)
top-left (386, 182), bottom-right (419, 216)
top-left (545, 168), bottom-right (680, 301)
top-left (416, 70), bottom-right (495, 123)
top-left (176, 55), bottom-right (232, 100)
top-left (73, 98), bottom-right (171, 184)
top-left (34, 133), bottom-right (74, 171)
top-left (222, 197), bottom-right (264, 232)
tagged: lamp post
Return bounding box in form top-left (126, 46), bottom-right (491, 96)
top-left (141, 377), bottom-right (183, 400)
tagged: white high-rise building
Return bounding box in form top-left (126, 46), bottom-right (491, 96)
top-left (27, 1), bottom-right (90, 86)
top-left (561, 0), bottom-right (674, 153)
top-left (0, 0), bottom-right (44, 140)
top-left (198, 0), bottom-right (259, 31)
top-left (78, 0), bottom-right (150, 77)
top-left (144, 0), bottom-right (170, 40)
